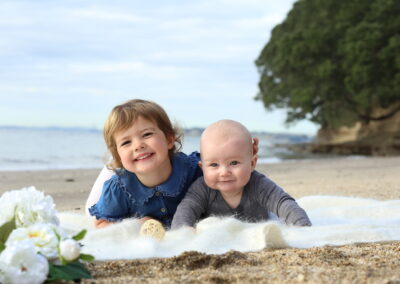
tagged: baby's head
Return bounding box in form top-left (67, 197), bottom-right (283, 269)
top-left (199, 120), bottom-right (257, 193)
top-left (104, 99), bottom-right (182, 170)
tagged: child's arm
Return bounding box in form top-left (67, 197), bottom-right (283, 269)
top-left (171, 177), bottom-right (209, 230)
top-left (254, 172), bottom-right (311, 226)
top-left (86, 166), bottom-right (114, 215)
top-left (89, 175), bottom-right (132, 228)
top-left (275, 198), bottom-right (311, 226)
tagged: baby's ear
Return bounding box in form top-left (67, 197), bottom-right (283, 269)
top-left (251, 154), bottom-right (257, 170)
top-left (198, 161), bottom-right (203, 169)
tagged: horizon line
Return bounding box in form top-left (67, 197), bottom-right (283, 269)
top-left (0, 125), bottom-right (313, 137)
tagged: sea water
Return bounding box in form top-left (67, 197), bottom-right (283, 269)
top-left (0, 126), bottom-right (310, 171)
top-left (0, 127), bottom-right (106, 171)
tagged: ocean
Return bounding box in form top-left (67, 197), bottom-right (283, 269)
top-left (0, 127), bottom-right (312, 171)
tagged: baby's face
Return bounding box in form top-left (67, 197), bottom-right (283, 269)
top-left (200, 135), bottom-right (255, 195)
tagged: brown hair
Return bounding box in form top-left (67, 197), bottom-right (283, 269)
top-left (104, 99), bottom-right (182, 170)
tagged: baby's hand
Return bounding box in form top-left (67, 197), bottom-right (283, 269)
top-left (139, 219), bottom-right (165, 241)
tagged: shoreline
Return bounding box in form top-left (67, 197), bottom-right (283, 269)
top-left (0, 168), bottom-right (101, 211)
top-left (1, 156), bottom-right (400, 283)
top-left (0, 153), bottom-right (371, 172)
top-left (2, 156), bottom-right (399, 211)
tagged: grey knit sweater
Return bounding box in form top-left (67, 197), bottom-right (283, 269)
top-left (171, 171), bottom-right (311, 229)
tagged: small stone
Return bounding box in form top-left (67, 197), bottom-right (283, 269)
top-left (297, 274), bottom-right (305, 282)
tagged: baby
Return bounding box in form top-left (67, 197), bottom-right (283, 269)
top-left (171, 119), bottom-right (311, 229)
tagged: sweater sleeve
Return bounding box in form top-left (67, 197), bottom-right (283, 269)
top-left (171, 177), bottom-right (209, 230)
top-left (252, 172), bottom-right (312, 226)
top-left (277, 198), bottom-right (312, 226)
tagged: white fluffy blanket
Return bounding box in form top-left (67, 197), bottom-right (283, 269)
top-left (58, 196), bottom-right (400, 260)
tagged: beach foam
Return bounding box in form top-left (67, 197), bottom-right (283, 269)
top-left (58, 196), bottom-right (400, 260)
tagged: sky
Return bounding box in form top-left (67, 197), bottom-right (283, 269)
top-left (0, 0), bottom-right (319, 135)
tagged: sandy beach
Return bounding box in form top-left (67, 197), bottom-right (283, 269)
top-left (1, 156), bottom-right (400, 283)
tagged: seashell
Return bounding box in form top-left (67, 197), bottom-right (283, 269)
top-left (139, 219), bottom-right (165, 241)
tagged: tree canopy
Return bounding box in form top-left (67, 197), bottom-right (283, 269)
top-left (255, 0), bottom-right (400, 129)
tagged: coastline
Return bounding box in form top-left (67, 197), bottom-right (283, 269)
top-left (1, 156), bottom-right (399, 283)
top-left (0, 168), bottom-right (101, 212)
top-left (1, 156), bottom-right (399, 210)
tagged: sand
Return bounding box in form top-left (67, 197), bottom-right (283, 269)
top-left (1, 156), bottom-right (400, 283)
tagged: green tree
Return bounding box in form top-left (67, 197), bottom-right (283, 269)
top-left (255, 0), bottom-right (400, 130)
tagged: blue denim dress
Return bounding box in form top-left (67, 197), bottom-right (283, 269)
top-left (89, 152), bottom-right (202, 227)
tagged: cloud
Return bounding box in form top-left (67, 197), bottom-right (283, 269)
top-left (0, 0), bottom-right (318, 134)
top-left (71, 8), bottom-right (148, 22)
top-left (68, 61), bottom-right (146, 73)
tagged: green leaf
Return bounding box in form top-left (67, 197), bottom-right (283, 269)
top-left (53, 228), bottom-right (61, 242)
top-left (0, 241), bottom-right (5, 253)
top-left (47, 261), bottom-right (92, 282)
top-left (72, 229), bottom-right (87, 241)
top-left (0, 217), bottom-right (16, 244)
top-left (59, 254), bottom-right (68, 266)
top-left (79, 253), bottom-right (95, 262)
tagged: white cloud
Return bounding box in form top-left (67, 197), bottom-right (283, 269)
top-left (232, 15), bottom-right (286, 30)
top-left (0, 0), bottom-right (319, 134)
top-left (71, 9), bottom-right (148, 22)
top-left (68, 61), bottom-right (146, 73)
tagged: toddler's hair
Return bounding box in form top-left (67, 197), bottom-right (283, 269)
top-left (104, 99), bottom-right (182, 170)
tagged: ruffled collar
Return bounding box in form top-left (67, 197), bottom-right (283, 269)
top-left (118, 153), bottom-right (188, 204)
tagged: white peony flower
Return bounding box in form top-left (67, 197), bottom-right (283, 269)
top-left (59, 239), bottom-right (81, 262)
top-left (0, 241), bottom-right (49, 284)
top-left (0, 186), bottom-right (59, 228)
top-left (6, 223), bottom-right (61, 258)
top-left (0, 261), bottom-right (8, 284)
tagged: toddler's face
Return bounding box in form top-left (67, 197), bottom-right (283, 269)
top-left (114, 116), bottom-right (174, 179)
top-left (200, 135), bottom-right (256, 195)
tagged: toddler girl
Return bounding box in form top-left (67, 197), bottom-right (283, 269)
top-left (88, 99), bottom-right (202, 229)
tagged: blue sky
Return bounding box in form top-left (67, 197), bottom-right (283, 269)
top-left (0, 0), bottom-right (319, 135)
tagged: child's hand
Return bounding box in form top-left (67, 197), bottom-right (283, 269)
top-left (137, 216), bottom-right (153, 224)
top-left (94, 219), bottom-right (114, 229)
